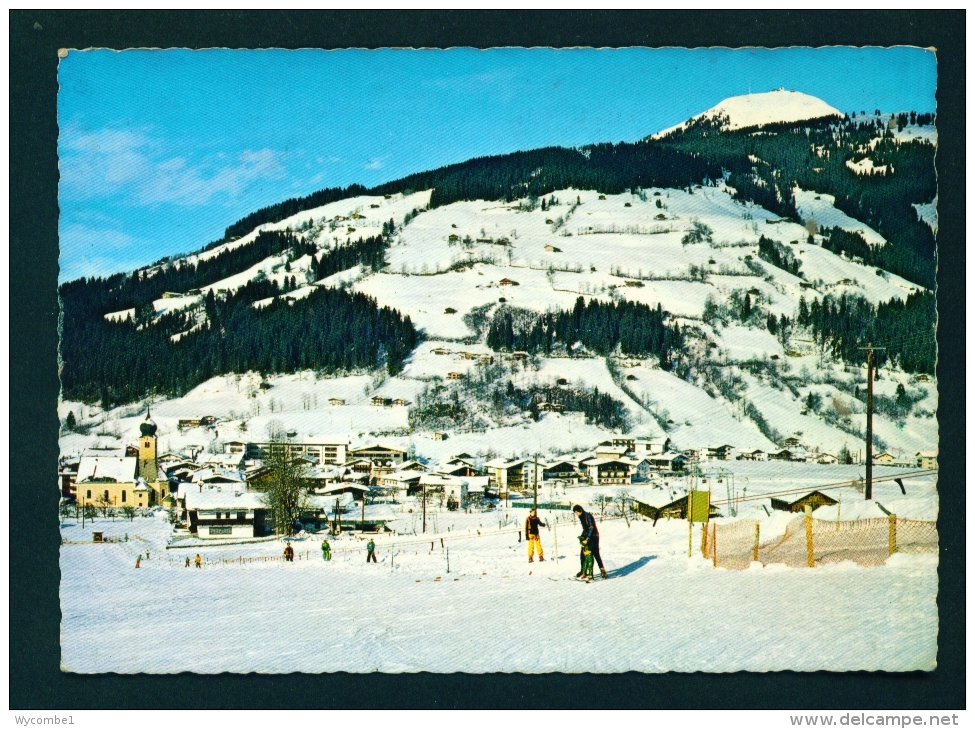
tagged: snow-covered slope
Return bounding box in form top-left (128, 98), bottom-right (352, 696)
top-left (70, 182), bottom-right (936, 463)
top-left (653, 89), bottom-right (843, 138)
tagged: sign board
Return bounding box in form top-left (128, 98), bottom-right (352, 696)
top-left (689, 490), bottom-right (710, 523)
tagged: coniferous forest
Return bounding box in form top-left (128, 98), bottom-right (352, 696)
top-left (60, 234), bottom-right (415, 406)
top-left (487, 297), bottom-right (683, 370)
top-left (798, 290), bottom-right (936, 373)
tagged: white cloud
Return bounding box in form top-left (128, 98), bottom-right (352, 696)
top-left (137, 148), bottom-right (284, 206)
top-left (58, 125), bottom-right (285, 207)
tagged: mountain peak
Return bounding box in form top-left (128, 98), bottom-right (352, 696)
top-left (652, 89), bottom-right (843, 138)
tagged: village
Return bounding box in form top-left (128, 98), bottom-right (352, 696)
top-left (57, 404), bottom-right (941, 675)
top-left (58, 407), bottom-right (938, 544)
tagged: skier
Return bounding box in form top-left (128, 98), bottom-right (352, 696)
top-left (135, 554), bottom-right (141, 569)
top-left (284, 543), bottom-right (294, 562)
top-left (366, 538), bottom-right (377, 563)
top-left (524, 508), bottom-right (547, 563)
top-left (194, 553), bottom-right (202, 569)
top-left (321, 539), bottom-right (332, 561)
top-left (572, 504), bottom-right (607, 579)
top-left (579, 538), bottom-right (595, 581)
top-left (185, 556), bottom-right (190, 568)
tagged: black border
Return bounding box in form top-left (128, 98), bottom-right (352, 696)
top-left (10, 10), bottom-right (965, 710)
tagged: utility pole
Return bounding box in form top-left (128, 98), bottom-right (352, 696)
top-left (859, 344), bottom-right (884, 500)
top-left (422, 482), bottom-right (427, 534)
top-left (533, 453), bottom-right (539, 510)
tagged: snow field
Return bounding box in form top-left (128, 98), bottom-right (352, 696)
top-left (526, 356), bottom-right (657, 431)
top-left (618, 364), bottom-right (776, 450)
top-left (793, 187), bottom-right (887, 247)
top-left (59, 505), bottom-right (937, 673)
top-left (711, 325), bottom-right (784, 360)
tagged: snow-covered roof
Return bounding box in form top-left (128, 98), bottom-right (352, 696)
top-left (543, 459), bottom-right (580, 469)
top-left (192, 467), bottom-right (244, 484)
top-left (650, 451), bottom-right (686, 461)
top-left (309, 492), bottom-right (355, 514)
top-left (314, 481), bottom-right (365, 495)
top-left (380, 471), bottom-right (422, 484)
top-left (484, 457), bottom-right (527, 469)
top-left (595, 445), bottom-right (629, 456)
top-left (350, 443), bottom-right (407, 454)
top-left (185, 490), bottom-right (265, 511)
top-left (460, 476), bottom-right (490, 492)
top-left (77, 456), bottom-right (137, 483)
top-left (204, 453), bottom-right (244, 467)
top-left (396, 460), bottom-right (428, 471)
top-left (305, 465), bottom-right (345, 479)
top-left (632, 490), bottom-right (680, 509)
top-left (418, 473), bottom-right (461, 487)
top-left (583, 457), bottom-right (632, 467)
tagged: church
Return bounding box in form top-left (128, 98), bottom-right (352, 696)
top-left (74, 410), bottom-right (169, 509)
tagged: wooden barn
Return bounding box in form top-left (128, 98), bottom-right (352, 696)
top-left (770, 490), bottom-right (838, 513)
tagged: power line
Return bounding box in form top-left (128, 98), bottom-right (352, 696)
top-left (709, 468), bottom-right (937, 507)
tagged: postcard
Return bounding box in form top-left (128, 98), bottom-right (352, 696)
top-left (58, 46), bottom-right (938, 673)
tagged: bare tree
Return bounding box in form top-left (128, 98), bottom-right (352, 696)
top-left (615, 490), bottom-right (632, 528)
top-left (260, 438), bottom-right (310, 537)
top-left (96, 493), bottom-right (112, 518)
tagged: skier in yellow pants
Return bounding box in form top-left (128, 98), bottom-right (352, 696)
top-left (525, 508), bottom-right (547, 563)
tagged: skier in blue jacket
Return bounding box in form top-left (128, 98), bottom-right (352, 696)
top-left (572, 504), bottom-right (607, 579)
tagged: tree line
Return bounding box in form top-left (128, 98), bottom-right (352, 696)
top-left (486, 297), bottom-right (684, 370)
top-left (798, 290), bottom-right (935, 373)
top-left (59, 230), bottom-right (308, 318)
top-left (370, 143), bottom-right (721, 209)
top-left (223, 183), bottom-right (368, 240)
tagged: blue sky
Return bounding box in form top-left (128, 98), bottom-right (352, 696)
top-left (58, 46), bottom-right (936, 282)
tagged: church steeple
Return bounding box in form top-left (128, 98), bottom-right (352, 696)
top-left (138, 407), bottom-right (158, 480)
top-left (140, 407), bottom-right (158, 437)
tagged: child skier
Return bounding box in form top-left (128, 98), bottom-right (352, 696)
top-left (572, 504), bottom-right (607, 579)
top-left (194, 554), bottom-right (202, 569)
top-left (366, 538), bottom-right (377, 563)
top-left (321, 539), bottom-right (332, 561)
top-left (524, 508), bottom-right (547, 563)
top-left (579, 538), bottom-right (595, 581)
top-left (284, 543), bottom-right (294, 562)
top-left (185, 556), bottom-right (190, 568)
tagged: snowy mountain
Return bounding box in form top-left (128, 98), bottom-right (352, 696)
top-left (652, 89), bottom-right (844, 138)
top-left (59, 100), bottom-right (938, 464)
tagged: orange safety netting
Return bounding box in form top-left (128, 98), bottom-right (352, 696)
top-left (703, 516), bottom-right (938, 570)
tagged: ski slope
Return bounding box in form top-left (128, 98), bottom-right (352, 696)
top-left (60, 499), bottom-right (938, 673)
